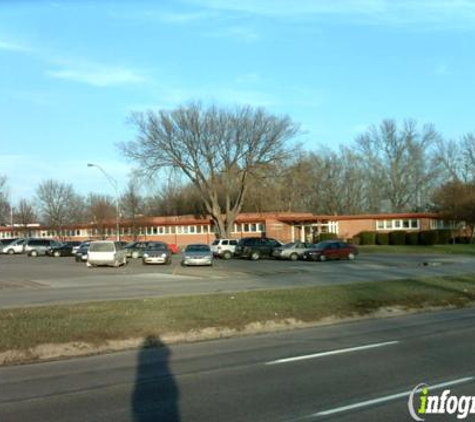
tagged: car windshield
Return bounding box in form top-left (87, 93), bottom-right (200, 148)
top-left (186, 245), bottom-right (210, 252)
top-left (89, 243), bottom-right (114, 252)
top-left (146, 243), bottom-right (167, 251)
top-left (313, 241), bottom-right (333, 249)
top-left (212, 240), bottom-right (220, 245)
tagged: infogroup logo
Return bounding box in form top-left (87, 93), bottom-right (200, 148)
top-left (408, 383), bottom-right (475, 420)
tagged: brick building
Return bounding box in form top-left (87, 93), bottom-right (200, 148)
top-left (0, 212), bottom-right (458, 246)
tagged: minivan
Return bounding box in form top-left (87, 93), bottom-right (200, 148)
top-left (2, 238), bottom-right (27, 254)
top-left (25, 238), bottom-right (61, 257)
top-left (87, 241), bottom-right (127, 267)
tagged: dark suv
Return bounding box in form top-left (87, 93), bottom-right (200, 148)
top-left (234, 237), bottom-right (282, 260)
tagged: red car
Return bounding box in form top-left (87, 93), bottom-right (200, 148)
top-left (301, 240), bottom-right (358, 262)
top-left (167, 243), bottom-right (179, 254)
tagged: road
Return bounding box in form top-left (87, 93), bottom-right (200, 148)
top-left (0, 307), bottom-right (474, 421)
top-left (1, 253), bottom-right (475, 308)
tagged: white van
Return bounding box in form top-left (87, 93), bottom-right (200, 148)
top-left (86, 241), bottom-right (127, 267)
top-left (2, 238), bottom-right (27, 254)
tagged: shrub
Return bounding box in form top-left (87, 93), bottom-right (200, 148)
top-left (376, 233), bottom-right (389, 245)
top-left (389, 231), bottom-right (406, 245)
top-left (358, 231), bottom-right (376, 245)
top-left (436, 230), bottom-right (452, 244)
top-left (419, 230), bottom-right (439, 245)
top-left (405, 232), bottom-right (419, 245)
top-left (455, 236), bottom-right (470, 244)
top-left (318, 232), bottom-right (338, 242)
top-left (349, 237), bottom-right (360, 245)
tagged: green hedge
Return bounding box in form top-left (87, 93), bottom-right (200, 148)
top-left (358, 231), bottom-right (376, 245)
top-left (436, 230), bottom-right (452, 244)
top-left (405, 232), bottom-right (419, 245)
top-left (389, 231), bottom-right (406, 245)
top-left (455, 236), bottom-right (470, 244)
top-left (376, 233), bottom-right (389, 245)
top-left (318, 233), bottom-right (339, 241)
top-left (419, 230), bottom-right (439, 245)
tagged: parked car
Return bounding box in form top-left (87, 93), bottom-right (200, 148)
top-left (63, 241), bottom-right (81, 252)
top-left (0, 238), bottom-right (19, 248)
top-left (272, 241), bottom-right (315, 261)
top-left (210, 238), bottom-right (238, 259)
top-left (2, 238), bottom-right (26, 254)
top-left (47, 242), bottom-right (77, 257)
top-left (142, 242), bottom-right (172, 265)
top-left (25, 239), bottom-right (61, 257)
top-left (86, 240), bottom-right (127, 267)
top-left (301, 240), bottom-right (358, 262)
top-left (181, 244), bottom-right (213, 266)
top-left (124, 241), bottom-right (152, 259)
top-left (234, 237), bottom-right (282, 260)
top-left (75, 242), bottom-right (90, 262)
top-left (168, 243), bottom-right (179, 254)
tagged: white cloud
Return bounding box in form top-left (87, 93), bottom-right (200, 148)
top-left (206, 25), bottom-right (260, 42)
top-left (0, 39), bottom-right (30, 53)
top-left (189, 0), bottom-right (475, 29)
top-left (47, 64), bottom-right (146, 87)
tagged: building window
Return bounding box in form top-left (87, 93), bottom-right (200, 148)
top-left (376, 219), bottom-right (420, 231)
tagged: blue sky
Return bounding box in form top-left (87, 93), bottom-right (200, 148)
top-left (1, 0), bottom-right (475, 203)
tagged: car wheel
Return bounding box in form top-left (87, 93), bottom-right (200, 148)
top-left (319, 254), bottom-right (326, 262)
top-left (7, 249), bottom-right (14, 255)
top-left (222, 251), bottom-right (232, 260)
top-left (113, 259), bottom-right (120, 267)
top-left (132, 251), bottom-right (139, 259)
top-left (250, 251), bottom-right (260, 260)
top-left (30, 250), bottom-right (38, 257)
top-left (53, 251), bottom-right (61, 257)
top-left (348, 252), bottom-right (356, 261)
top-left (289, 253), bottom-right (298, 261)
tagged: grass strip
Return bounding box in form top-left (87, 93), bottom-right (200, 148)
top-left (1, 274), bottom-right (475, 354)
top-left (359, 244), bottom-right (475, 255)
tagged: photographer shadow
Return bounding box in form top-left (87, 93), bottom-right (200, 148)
top-left (132, 335), bottom-right (180, 422)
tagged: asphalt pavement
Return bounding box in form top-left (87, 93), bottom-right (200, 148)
top-left (1, 306), bottom-right (474, 421)
top-left (1, 252), bottom-right (475, 308)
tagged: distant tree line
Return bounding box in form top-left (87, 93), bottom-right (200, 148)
top-left (0, 103), bottom-right (474, 238)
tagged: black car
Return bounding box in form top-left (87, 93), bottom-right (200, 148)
top-left (74, 242), bottom-right (90, 262)
top-left (47, 242), bottom-right (76, 257)
top-left (234, 237), bottom-right (282, 260)
top-left (125, 241), bottom-right (153, 259)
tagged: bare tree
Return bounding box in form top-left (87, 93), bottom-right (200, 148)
top-left (0, 175), bottom-right (10, 225)
top-left (435, 133), bottom-right (475, 183)
top-left (86, 193), bottom-right (116, 239)
top-left (13, 199), bottom-right (36, 236)
top-left (432, 180), bottom-right (475, 242)
top-left (356, 119), bottom-right (440, 212)
top-left (36, 179), bottom-right (83, 234)
top-left (122, 103), bottom-right (299, 237)
top-left (121, 178), bottom-right (145, 240)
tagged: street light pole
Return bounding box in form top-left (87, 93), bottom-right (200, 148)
top-left (87, 163), bottom-right (120, 241)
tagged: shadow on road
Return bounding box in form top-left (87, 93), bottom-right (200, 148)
top-left (132, 335), bottom-right (180, 421)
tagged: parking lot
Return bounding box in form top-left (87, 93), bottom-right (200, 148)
top-left (1, 252), bottom-right (475, 308)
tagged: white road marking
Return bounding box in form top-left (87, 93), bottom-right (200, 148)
top-left (311, 377), bottom-right (475, 418)
top-left (266, 340), bottom-right (399, 365)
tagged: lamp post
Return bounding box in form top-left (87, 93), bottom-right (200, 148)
top-left (87, 163), bottom-right (120, 241)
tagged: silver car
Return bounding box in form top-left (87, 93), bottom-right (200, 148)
top-left (272, 242), bottom-right (315, 261)
top-left (181, 244), bottom-right (213, 266)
